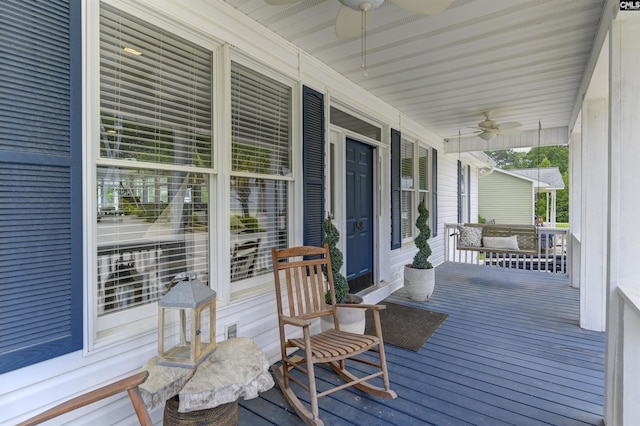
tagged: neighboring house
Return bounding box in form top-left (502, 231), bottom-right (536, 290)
top-left (0, 1), bottom-right (490, 424)
top-left (478, 167), bottom-right (564, 226)
top-left (509, 167), bottom-right (565, 226)
top-left (478, 168), bottom-right (538, 225)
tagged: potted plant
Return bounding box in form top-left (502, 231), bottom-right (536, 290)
top-left (320, 217), bottom-right (366, 334)
top-left (404, 201), bottom-right (435, 301)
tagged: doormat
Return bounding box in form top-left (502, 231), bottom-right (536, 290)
top-left (364, 302), bottom-right (448, 352)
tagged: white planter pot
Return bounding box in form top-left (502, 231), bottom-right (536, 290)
top-left (404, 265), bottom-right (435, 301)
top-left (319, 295), bottom-right (366, 334)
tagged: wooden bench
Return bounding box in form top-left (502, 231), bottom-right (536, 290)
top-left (454, 223), bottom-right (539, 256)
top-left (17, 371), bottom-right (152, 426)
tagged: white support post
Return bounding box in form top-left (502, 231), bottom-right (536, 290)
top-left (569, 132), bottom-right (582, 289)
top-left (606, 11), bottom-right (640, 426)
top-left (580, 97), bottom-right (608, 332)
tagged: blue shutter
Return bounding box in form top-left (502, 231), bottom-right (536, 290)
top-left (0, 0), bottom-right (83, 373)
top-left (302, 86), bottom-right (325, 247)
top-left (457, 160), bottom-right (462, 223)
top-left (431, 148), bottom-right (438, 237)
top-left (390, 129), bottom-right (402, 249)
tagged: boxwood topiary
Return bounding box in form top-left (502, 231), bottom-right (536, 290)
top-left (411, 201), bottom-right (433, 269)
top-left (322, 217), bottom-right (349, 304)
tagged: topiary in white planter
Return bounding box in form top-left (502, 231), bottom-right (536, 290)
top-left (404, 265), bottom-right (435, 301)
top-left (404, 201), bottom-right (435, 301)
top-left (320, 217), bottom-right (366, 334)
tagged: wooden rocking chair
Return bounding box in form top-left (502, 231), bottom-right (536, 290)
top-left (270, 245), bottom-right (396, 426)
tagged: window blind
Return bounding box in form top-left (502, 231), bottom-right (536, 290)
top-left (401, 139), bottom-right (414, 239)
top-left (96, 4), bottom-right (212, 321)
top-left (230, 62), bottom-right (291, 284)
top-left (231, 62), bottom-right (290, 176)
top-left (401, 192), bottom-right (412, 239)
top-left (99, 4), bottom-right (212, 167)
top-left (401, 139), bottom-right (414, 189)
top-left (96, 167), bottom-right (209, 315)
top-left (419, 146), bottom-right (429, 191)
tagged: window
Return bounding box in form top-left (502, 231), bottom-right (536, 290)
top-left (96, 4), bottom-right (212, 338)
top-left (400, 138), bottom-right (432, 242)
top-left (458, 162), bottom-right (469, 223)
top-left (418, 146), bottom-right (430, 205)
top-left (460, 164), bottom-right (467, 222)
top-left (400, 139), bottom-right (414, 240)
top-left (230, 61), bottom-right (291, 290)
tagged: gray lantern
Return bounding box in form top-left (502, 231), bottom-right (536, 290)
top-left (158, 275), bottom-right (216, 368)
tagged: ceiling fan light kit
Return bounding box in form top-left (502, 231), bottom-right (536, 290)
top-left (478, 131), bottom-right (497, 141)
top-left (472, 111), bottom-right (522, 141)
top-left (338, 0), bottom-right (384, 11)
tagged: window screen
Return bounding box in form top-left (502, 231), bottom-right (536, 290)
top-left (401, 139), bottom-right (414, 239)
top-left (230, 61), bottom-right (291, 285)
top-left (97, 5), bottom-right (212, 324)
top-left (100, 4), bottom-right (212, 167)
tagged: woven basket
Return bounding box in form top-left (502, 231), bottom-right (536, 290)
top-left (163, 396), bottom-right (238, 426)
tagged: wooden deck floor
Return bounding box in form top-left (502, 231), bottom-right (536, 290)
top-left (239, 262), bottom-right (605, 425)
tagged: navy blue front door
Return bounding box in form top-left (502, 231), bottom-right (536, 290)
top-left (346, 138), bottom-right (374, 293)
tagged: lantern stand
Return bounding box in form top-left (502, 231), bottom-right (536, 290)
top-left (158, 275), bottom-right (216, 368)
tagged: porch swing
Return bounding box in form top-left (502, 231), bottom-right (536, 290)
top-left (453, 123), bottom-right (544, 257)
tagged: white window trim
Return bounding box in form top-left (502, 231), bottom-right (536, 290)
top-left (400, 136), bottom-right (433, 244)
top-left (226, 50), bottom-right (299, 300)
top-left (401, 137), bottom-right (415, 243)
top-left (460, 162), bottom-right (469, 224)
top-left (84, 1), bottom-right (223, 352)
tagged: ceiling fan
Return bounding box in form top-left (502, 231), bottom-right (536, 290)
top-left (264, 0), bottom-right (453, 74)
top-left (471, 112), bottom-right (523, 141)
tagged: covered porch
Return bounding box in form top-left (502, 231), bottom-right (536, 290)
top-left (239, 262), bottom-right (605, 425)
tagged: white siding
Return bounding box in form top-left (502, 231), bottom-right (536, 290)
top-left (388, 153), bottom-right (461, 286)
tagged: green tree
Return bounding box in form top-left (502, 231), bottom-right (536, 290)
top-left (555, 171), bottom-right (569, 222)
top-left (523, 146), bottom-right (569, 173)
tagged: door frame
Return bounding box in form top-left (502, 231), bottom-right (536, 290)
top-left (328, 127), bottom-right (382, 291)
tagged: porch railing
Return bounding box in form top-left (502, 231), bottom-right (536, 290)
top-left (444, 223), bottom-right (569, 274)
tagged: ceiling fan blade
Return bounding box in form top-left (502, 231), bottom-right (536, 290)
top-left (335, 5), bottom-right (371, 39)
top-left (500, 128), bottom-right (523, 136)
top-left (389, 0), bottom-right (452, 15)
top-left (498, 121), bottom-right (523, 129)
top-left (263, 0), bottom-right (301, 5)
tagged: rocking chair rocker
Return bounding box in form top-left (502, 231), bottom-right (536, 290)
top-left (270, 245), bottom-right (396, 426)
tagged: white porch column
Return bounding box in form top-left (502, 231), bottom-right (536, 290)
top-left (606, 12), bottom-right (640, 426)
top-left (545, 192), bottom-right (550, 224)
top-left (549, 190), bottom-right (557, 226)
top-left (580, 97), bottom-right (608, 332)
top-left (569, 132), bottom-right (582, 289)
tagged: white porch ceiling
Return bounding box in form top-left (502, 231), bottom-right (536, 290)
top-left (222, 0), bottom-right (606, 152)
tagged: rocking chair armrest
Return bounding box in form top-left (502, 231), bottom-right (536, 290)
top-left (334, 303), bottom-right (386, 311)
top-left (280, 315), bottom-right (311, 328)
